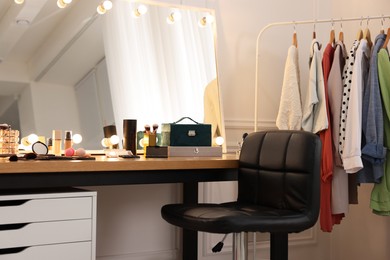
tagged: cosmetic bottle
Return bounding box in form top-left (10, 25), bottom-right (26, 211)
top-left (47, 138), bottom-right (53, 154)
top-left (64, 130), bottom-right (73, 150)
top-left (52, 130), bottom-right (62, 156)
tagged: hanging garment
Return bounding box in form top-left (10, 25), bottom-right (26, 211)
top-left (302, 40), bottom-right (327, 133)
top-left (328, 41), bottom-right (347, 167)
top-left (327, 41), bottom-right (350, 215)
top-left (342, 39), bottom-right (370, 173)
top-left (370, 47), bottom-right (390, 215)
top-left (319, 43), bottom-right (336, 232)
top-left (276, 45), bottom-right (302, 130)
top-left (339, 40), bottom-right (360, 162)
top-left (358, 34), bottom-right (387, 184)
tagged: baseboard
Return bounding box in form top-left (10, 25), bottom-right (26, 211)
top-left (97, 249), bottom-right (178, 260)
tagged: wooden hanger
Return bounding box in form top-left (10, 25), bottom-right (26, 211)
top-left (363, 17), bottom-right (373, 48)
top-left (312, 22), bottom-right (316, 39)
top-left (329, 20), bottom-right (335, 45)
top-left (380, 15), bottom-right (385, 34)
top-left (292, 23), bottom-right (298, 47)
top-left (382, 28), bottom-right (390, 49)
top-left (356, 28), bottom-right (363, 40)
top-left (338, 20), bottom-right (344, 43)
top-left (357, 17), bottom-right (363, 40)
top-left (339, 31), bottom-right (344, 43)
top-left (292, 32), bottom-right (298, 47)
top-left (329, 29), bottom-right (335, 45)
top-left (364, 27), bottom-right (373, 48)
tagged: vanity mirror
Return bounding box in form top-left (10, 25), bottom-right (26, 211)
top-left (0, 0), bottom-right (225, 150)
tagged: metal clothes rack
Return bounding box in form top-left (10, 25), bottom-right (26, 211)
top-left (251, 14), bottom-right (390, 260)
top-left (254, 14), bottom-right (390, 131)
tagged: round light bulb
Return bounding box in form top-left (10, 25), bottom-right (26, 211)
top-left (215, 136), bottom-right (224, 146)
top-left (27, 133), bottom-right (39, 144)
top-left (63, 0), bottom-right (72, 4)
top-left (57, 0), bottom-right (67, 9)
top-left (72, 134), bottom-right (83, 144)
top-left (97, 4), bottom-right (107, 15)
top-left (102, 0), bottom-right (113, 11)
top-left (167, 15), bottom-right (174, 24)
top-left (14, 0), bottom-right (24, 4)
top-left (110, 135), bottom-right (120, 145)
top-left (205, 14), bottom-right (215, 24)
top-left (198, 17), bottom-right (207, 27)
top-left (21, 136), bottom-right (30, 147)
top-left (172, 11), bottom-right (182, 21)
top-left (101, 138), bottom-right (110, 148)
top-left (138, 4), bottom-right (147, 15)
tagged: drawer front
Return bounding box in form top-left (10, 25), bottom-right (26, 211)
top-left (0, 196), bottom-right (92, 224)
top-left (0, 241), bottom-right (92, 260)
top-left (0, 219), bottom-right (92, 249)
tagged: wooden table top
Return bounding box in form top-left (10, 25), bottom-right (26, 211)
top-left (0, 154), bottom-right (239, 174)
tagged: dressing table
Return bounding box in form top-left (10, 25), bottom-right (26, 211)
top-left (0, 154), bottom-right (239, 260)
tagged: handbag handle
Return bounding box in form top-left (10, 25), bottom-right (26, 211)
top-left (172, 117), bottom-right (200, 125)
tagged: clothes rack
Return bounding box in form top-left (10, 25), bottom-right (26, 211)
top-left (252, 14), bottom-right (390, 260)
top-left (254, 14), bottom-right (390, 131)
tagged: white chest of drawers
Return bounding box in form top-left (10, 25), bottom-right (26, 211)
top-left (0, 188), bottom-right (96, 260)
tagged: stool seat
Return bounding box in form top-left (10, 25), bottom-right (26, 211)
top-left (162, 202), bottom-right (314, 234)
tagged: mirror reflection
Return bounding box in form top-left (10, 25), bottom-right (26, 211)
top-left (0, 0), bottom-right (223, 150)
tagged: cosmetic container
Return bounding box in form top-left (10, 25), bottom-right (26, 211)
top-left (64, 130), bottom-right (73, 150)
top-left (52, 130), bottom-right (62, 156)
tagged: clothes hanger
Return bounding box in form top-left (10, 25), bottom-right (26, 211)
top-left (338, 19), bottom-right (344, 43)
top-left (382, 28), bottom-right (390, 49)
top-left (312, 21), bottom-right (316, 39)
top-left (329, 20), bottom-right (335, 45)
top-left (356, 17), bottom-right (363, 40)
top-left (292, 23), bottom-right (298, 47)
top-left (363, 17), bottom-right (373, 48)
top-left (380, 15), bottom-right (385, 34)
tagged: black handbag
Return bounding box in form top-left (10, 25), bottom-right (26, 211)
top-left (169, 117), bottom-right (211, 146)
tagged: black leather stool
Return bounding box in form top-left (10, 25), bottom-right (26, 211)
top-left (161, 130), bottom-right (321, 260)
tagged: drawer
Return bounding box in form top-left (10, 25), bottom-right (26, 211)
top-left (0, 241), bottom-right (92, 260)
top-left (0, 196), bottom-right (92, 224)
top-left (0, 219), bottom-right (92, 249)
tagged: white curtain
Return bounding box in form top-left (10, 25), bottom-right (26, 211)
top-left (102, 0), bottom-right (217, 138)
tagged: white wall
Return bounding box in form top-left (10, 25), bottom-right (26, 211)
top-left (4, 0), bottom-right (390, 259)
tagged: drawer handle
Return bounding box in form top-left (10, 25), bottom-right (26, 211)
top-left (0, 223), bottom-right (29, 231)
top-left (0, 200), bottom-right (29, 207)
top-left (0, 247), bottom-right (29, 255)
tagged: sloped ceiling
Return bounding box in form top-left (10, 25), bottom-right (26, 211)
top-left (0, 0), bottom-right (105, 95)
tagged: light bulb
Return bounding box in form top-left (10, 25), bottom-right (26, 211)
top-left (63, 0), bottom-right (72, 4)
top-left (167, 15), bottom-right (174, 24)
top-left (14, 0), bottom-right (24, 4)
top-left (57, 0), bottom-right (67, 9)
top-left (110, 135), bottom-right (120, 145)
top-left (205, 14), bottom-right (214, 24)
top-left (102, 0), bottom-right (113, 11)
top-left (167, 10), bottom-right (181, 24)
top-left (72, 134), bottom-right (83, 144)
top-left (138, 4), bottom-right (147, 15)
top-left (133, 4), bottom-right (148, 18)
top-left (172, 11), bottom-right (182, 21)
top-left (215, 136), bottom-right (224, 146)
top-left (101, 138), bottom-right (110, 148)
top-left (97, 4), bottom-right (107, 14)
top-left (198, 17), bottom-right (207, 27)
top-left (27, 133), bottom-right (39, 144)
